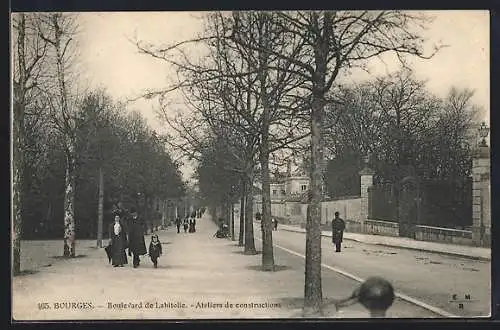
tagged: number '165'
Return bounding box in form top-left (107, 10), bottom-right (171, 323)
top-left (38, 303), bottom-right (50, 310)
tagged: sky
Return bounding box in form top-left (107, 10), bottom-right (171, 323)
top-left (75, 11), bottom-right (490, 180)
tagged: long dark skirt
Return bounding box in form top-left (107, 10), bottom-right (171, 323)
top-left (111, 234), bottom-right (128, 266)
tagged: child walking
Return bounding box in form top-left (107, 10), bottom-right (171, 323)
top-left (148, 234), bottom-right (162, 268)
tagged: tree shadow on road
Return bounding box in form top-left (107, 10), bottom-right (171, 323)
top-left (226, 243), bottom-right (244, 247)
top-left (232, 250), bottom-right (262, 255)
top-left (51, 254), bottom-right (88, 259)
top-left (245, 265), bottom-right (293, 272)
top-left (14, 269), bottom-right (40, 276)
top-left (274, 297), bottom-right (350, 318)
top-left (154, 264), bottom-right (192, 269)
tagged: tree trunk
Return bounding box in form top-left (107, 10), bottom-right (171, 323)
top-left (13, 82), bottom-right (24, 275)
top-left (238, 183), bottom-right (245, 246)
top-left (304, 12), bottom-right (331, 316)
top-left (63, 147), bottom-right (77, 257)
top-left (231, 202), bottom-right (235, 241)
top-left (257, 16), bottom-right (275, 271)
top-left (97, 166), bottom-right (104, 248)
top-left (13, 13), bottom-right (28, 275)
top-left (161, 200), bottom-right (166, 228)
top-left (226, 201), bottom-right (232, 238)
top-left (244, 172), bottom-right (257, 255)
top-left (260, 141), bottom-right (274, 270)
top-left (144, 195), bottom-right (150, 234)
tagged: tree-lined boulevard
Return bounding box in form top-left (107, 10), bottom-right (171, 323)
top-left (12, 11), bottom-right (490, 319)
top-left (13, 214), bottom-right (489, 319)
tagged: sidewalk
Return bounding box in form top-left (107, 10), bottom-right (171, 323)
top-left (19, 239), bottom-right (98, 274)
top-left (12, 214), bottom-right (307, 320)
top-left (278, 224), bottom-right (491, 261)
top-left (13, 213), bottom-right (448, 320)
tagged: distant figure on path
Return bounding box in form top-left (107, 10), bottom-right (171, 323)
top-left (332, 211), bottom-right (346, 252)
top-left (148, 234), bottom-right (162, 268)
top-left (183, 218), bottom-right (189, 233)
top-left (109, 214), bottom-right (128, 267)
top-left (273, 218), bottom-right (278, 231)
top-left (214, 221), bottom-right (229, 238)
top-left (175, 217), bottom-right (181, 234)
top-left (189, 218), bottom-right (195, 233)
top-left (128, 207), bottom-right (147, 268)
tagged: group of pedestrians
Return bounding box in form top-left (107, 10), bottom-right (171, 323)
top-left (106, 206), bottom-right (163, 269)
top-left (175, 209), bottom-right (203, 234)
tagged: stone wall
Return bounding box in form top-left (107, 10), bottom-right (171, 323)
top-left (415, 225), bottom-right (473, 245)
top-left (363, 219), bottom-right (399, 236)
top-left (271, 201), bottom-right (286, 218)
top-left (472, 146), bottom-right (490, 247)
top-left (359, 167), bottom-right (375, 228)
top-left (245, 149), bottom-right (491, 247)
top-left (482, 180), bottom-right (491, 244)
top-left (321, 197), bottom-right (362, 224)
top-left (345, 219), bottom-right (363, 233)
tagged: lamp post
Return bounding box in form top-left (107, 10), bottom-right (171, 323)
top-left (478, 122), bottom-right (489, 147)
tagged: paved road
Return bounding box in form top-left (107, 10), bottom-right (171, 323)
top-left (12, 216), bottom-right (489, 320)
top-left (249, 222), bottom-right (491, 317)
top-left (13, 216), bottom-right (436, 320)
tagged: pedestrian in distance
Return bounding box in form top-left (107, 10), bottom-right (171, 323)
top-left (273, 218), bottom-right (278, 231)
top-left (256, 212), bottom-right (262, 221)
top-left (148, 234), bottom-right (163, 268)
top-left (108, 214), bottom-right (128, 267)
top-left (188, 218), bottom-right (195, 233)
top-left (332, 211), bottom-right (346, 252)
top-left (183, 218), bottom-right (189, 233)
top-left (175, 217), bottom-right (181, 234)
top-left (128, 207), bottom-right (147, 268)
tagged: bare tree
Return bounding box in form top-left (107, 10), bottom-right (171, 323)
top-left (38, 13), bottom-right (81, 257)
top-left (431, 87), bottom-right (480, 179)
top-left (133, 10), bottom-right (439, 312)
top-left (133, 12), bottom-right (263, 255)
top-left (230, 11), bottom-right (311, 270)
top-left (12, 13), bottom-right (49, 274)
top-left (233, 10), bottom-right (441, 315)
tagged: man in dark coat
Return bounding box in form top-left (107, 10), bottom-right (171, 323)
top-left (128, 207), bottom-right (147, 268)
top-left (332, 211), bottom-right (346, 252)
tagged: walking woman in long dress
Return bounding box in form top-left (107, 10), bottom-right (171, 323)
top-left (109, 214), bottom-right (128, 267)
